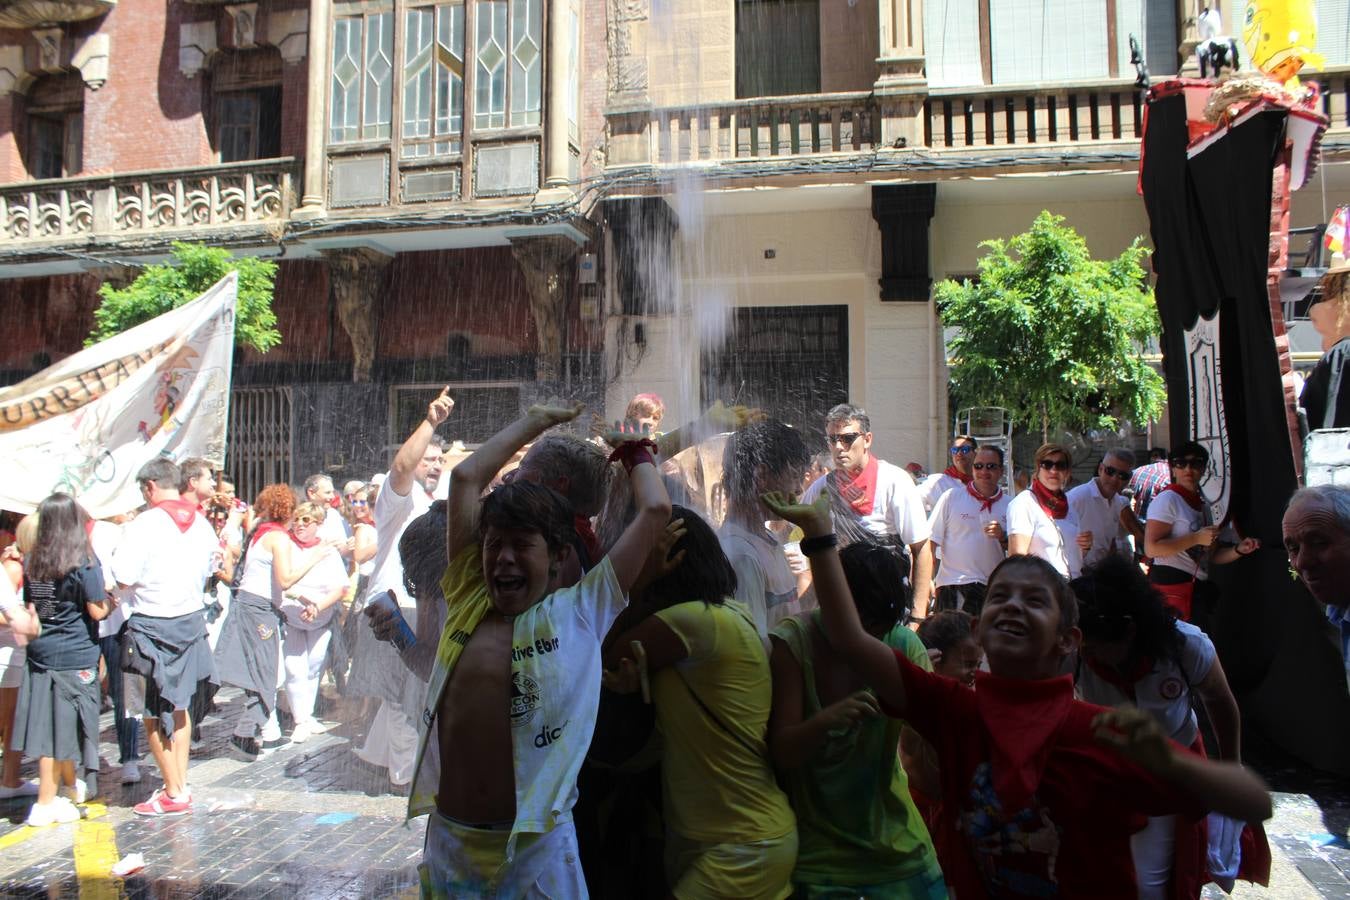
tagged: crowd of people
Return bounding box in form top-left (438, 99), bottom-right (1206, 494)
top-left (4, 384), bottom-right (1350, 899)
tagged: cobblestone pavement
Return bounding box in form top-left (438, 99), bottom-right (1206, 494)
top-left (0, 687), bottom-right (1346, 898)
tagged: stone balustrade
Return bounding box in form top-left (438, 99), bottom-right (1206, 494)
top-left (924, 78), bottom-right (1144, 150)
top-left (607, 92), bottom-right (881, 167)
top-left (0, 158), bottom-right (298, 245)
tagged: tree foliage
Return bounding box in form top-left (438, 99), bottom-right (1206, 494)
top-left (87, 242), bottom-right (281, 352)
top-left (935, 211), bottom-right (1164, 442)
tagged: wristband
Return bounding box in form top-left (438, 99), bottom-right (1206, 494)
top-left (608, 438), bottom-right (658, 473)
top-left (799, 533), bottom-right (839, 556)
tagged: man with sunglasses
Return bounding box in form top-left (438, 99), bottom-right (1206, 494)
top-left (801, 404), bottom-right (933, 619)
top-left (928, 445), bottom-right (1010, 616)
top-left (918, 435), bottom-right (978, 513)
top-left (1143, 441), bottom-right (1259, 621)
top-left (1067, 450), bottom-right (1138, 570)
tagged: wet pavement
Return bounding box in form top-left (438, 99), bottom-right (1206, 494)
top-left (0, 686), bottom-right (1346, 898)
top-left (0, 687), bottom-right (424, 899)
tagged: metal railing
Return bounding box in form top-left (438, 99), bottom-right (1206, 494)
top-left (0, 157), bottom-right (298, 244)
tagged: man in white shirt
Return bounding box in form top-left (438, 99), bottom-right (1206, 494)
top-left (1067, 449), bottom-right (1136, 570)
top-left (919, 434), bottom-right (978, 512)
top-left (110, 458), bottom-right (220, 817)
top-left (928, 445), bottom-right (1010, 617)
top-left (801, 403), bottom-right (934, 618)
top-left (718, 419), bottom-right (813, 637)
top-left (305, 474), bottom-right (351, 547)
top-left (350, 388), bottom-right (452, 787)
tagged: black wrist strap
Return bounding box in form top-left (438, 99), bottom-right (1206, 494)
top-left (800, 533), bottom-right (839, 556)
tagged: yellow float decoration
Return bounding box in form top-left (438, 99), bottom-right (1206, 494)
top-left (1242, 0), bottom-right (1325, 86)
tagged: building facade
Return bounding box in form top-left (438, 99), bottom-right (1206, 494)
top-left (0, 0), bottom-right (1346, 493)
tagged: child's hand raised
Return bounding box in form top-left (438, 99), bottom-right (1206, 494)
top-left (762, 492), bottom-right (832, 536)
top-left (1092, 707), bottom-right (1175, 776)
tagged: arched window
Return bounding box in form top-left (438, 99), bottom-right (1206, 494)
top-left (25, 71), bottom-right (83, 180)
top-left (210, 48), bottom-right (283, 163)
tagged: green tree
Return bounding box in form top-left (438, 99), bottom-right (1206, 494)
top-left (87, 242), bottom-right (281, 352)
top-left (935, 211), bottom-right (1164, 443)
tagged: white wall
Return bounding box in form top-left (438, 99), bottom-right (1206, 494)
top-left (606, 201), bottom-right (943, 467)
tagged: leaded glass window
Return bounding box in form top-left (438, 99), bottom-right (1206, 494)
top-left (331, 11), bottom-right (393, 143)
top-left (402, 2), bottom-right (465, 158)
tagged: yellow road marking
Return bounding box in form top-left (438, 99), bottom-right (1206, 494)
top-left (74, 804), bottom-right (121, 900)
top-left (0, 801), bottom-right (108, 851)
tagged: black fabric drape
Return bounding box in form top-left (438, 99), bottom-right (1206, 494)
top-left (1141, 91), bottom-right (1350, 774)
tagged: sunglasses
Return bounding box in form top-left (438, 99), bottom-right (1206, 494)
top-left (1038, 459), bottom-right (1071, 472)
top-left (1170, 457), bottom-right (1207, 471)
top-left (1102, 465), bottom-right (1132, 480)
top-left (293, 516), bottom-right (318, 526)
top-left (972, 462), bottom-right (1002, 471)
top-left (826, 433), bottom-right (863, 447)
top-left (350, 500), bottom-right (368, 507)
top-left (951, 445), bottom-right (975, 455)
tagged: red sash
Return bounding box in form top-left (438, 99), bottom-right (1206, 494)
top-left (973, 672), bottom-right (1075, 810)
top-left (834, 456), bottom-right (880, 517)
top-left (1030, 480), bottom-right (1068, 520)
top-left (943, 464), bottom-right (972, 484)
top-left (966, 481), bottom-right (1003, 513)
top-left (1160, 483), bottom-right (1204, 511)
top-left (154, 498), bottom-right (199, 534)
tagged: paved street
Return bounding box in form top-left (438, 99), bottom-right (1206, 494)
top-left (0, 687), bottom-right (424, 899)
top-left (0, 686), bottom-right (1347, 898)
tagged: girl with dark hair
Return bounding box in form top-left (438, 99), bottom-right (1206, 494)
top-left (768, 541), bottom-right (944, 897)
top-left (603, 506), bottom-right (798, 899)
top-left (12, 493), bottom-right (111, 826)
top-left (1071, 555), bottom-right (1263, 898)
top-left (917, 610), bottom-right (982, 689)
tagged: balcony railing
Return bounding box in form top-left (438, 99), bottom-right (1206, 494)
top-left (0, 158), bottom-right (298, 246)
top-left (607, 92), bottom-right (880, 167)
top-left (924, 78), bottom-right (1144, 150)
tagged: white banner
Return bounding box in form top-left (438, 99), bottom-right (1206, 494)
top-left (0, 273), bottom-right (237, 517)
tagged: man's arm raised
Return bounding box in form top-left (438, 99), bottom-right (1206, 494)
top-left (446, 404), bottom-right (585, 563)
top-left (388, 386), bottom-right (454, 498)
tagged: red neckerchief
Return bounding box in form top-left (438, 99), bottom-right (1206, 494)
top-left (1030, 479), bottom-right (1068, 520)
top-left (154, 498), bottom-right (200, 534)
top-left (250, 521), bottom-right (287, 546)
top-left (290, 530), bottom-right (321, 550)
top-left (1161, 483), bottom-right (1204, 511)
top-left (966, 481), bottom-right (1003, 513)
top-left (1082, 654), bottom-right (1154, 704)
top-left (834, 456), bottom-right (880, 517)
top-left (943, 464), bottom-right (972, 484)
top-left (973, 671), bottom-right (1075, 810)
top-left (574, 515), bottom-right (602, 566)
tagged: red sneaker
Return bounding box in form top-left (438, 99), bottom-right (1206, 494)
top-left (133, 789), bottom-right (191, 817)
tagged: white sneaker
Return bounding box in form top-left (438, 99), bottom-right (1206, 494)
top-left (260, 713), bottom-right (282, 743)
top-left (26, 797), bottom-right (80, 827)
top-left (60, 779), bottom-right (87, 804)
top-left (120, 763), bottom-right (141, 784)
top-left (0, 780), bottom-right (39, 800)
top-left (289, 721), bottom-right (314, 744)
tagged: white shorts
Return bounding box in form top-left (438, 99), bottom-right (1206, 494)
top-left (419, 811), bottom-right (586, 899)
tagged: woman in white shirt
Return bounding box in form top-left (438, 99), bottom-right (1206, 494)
top-left (1006, 443), bottom-right (1092, 578)
top-left (277, 502), bottom-right (349, 743)
top-left (1143, 441), bottom-right (1259, 622)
